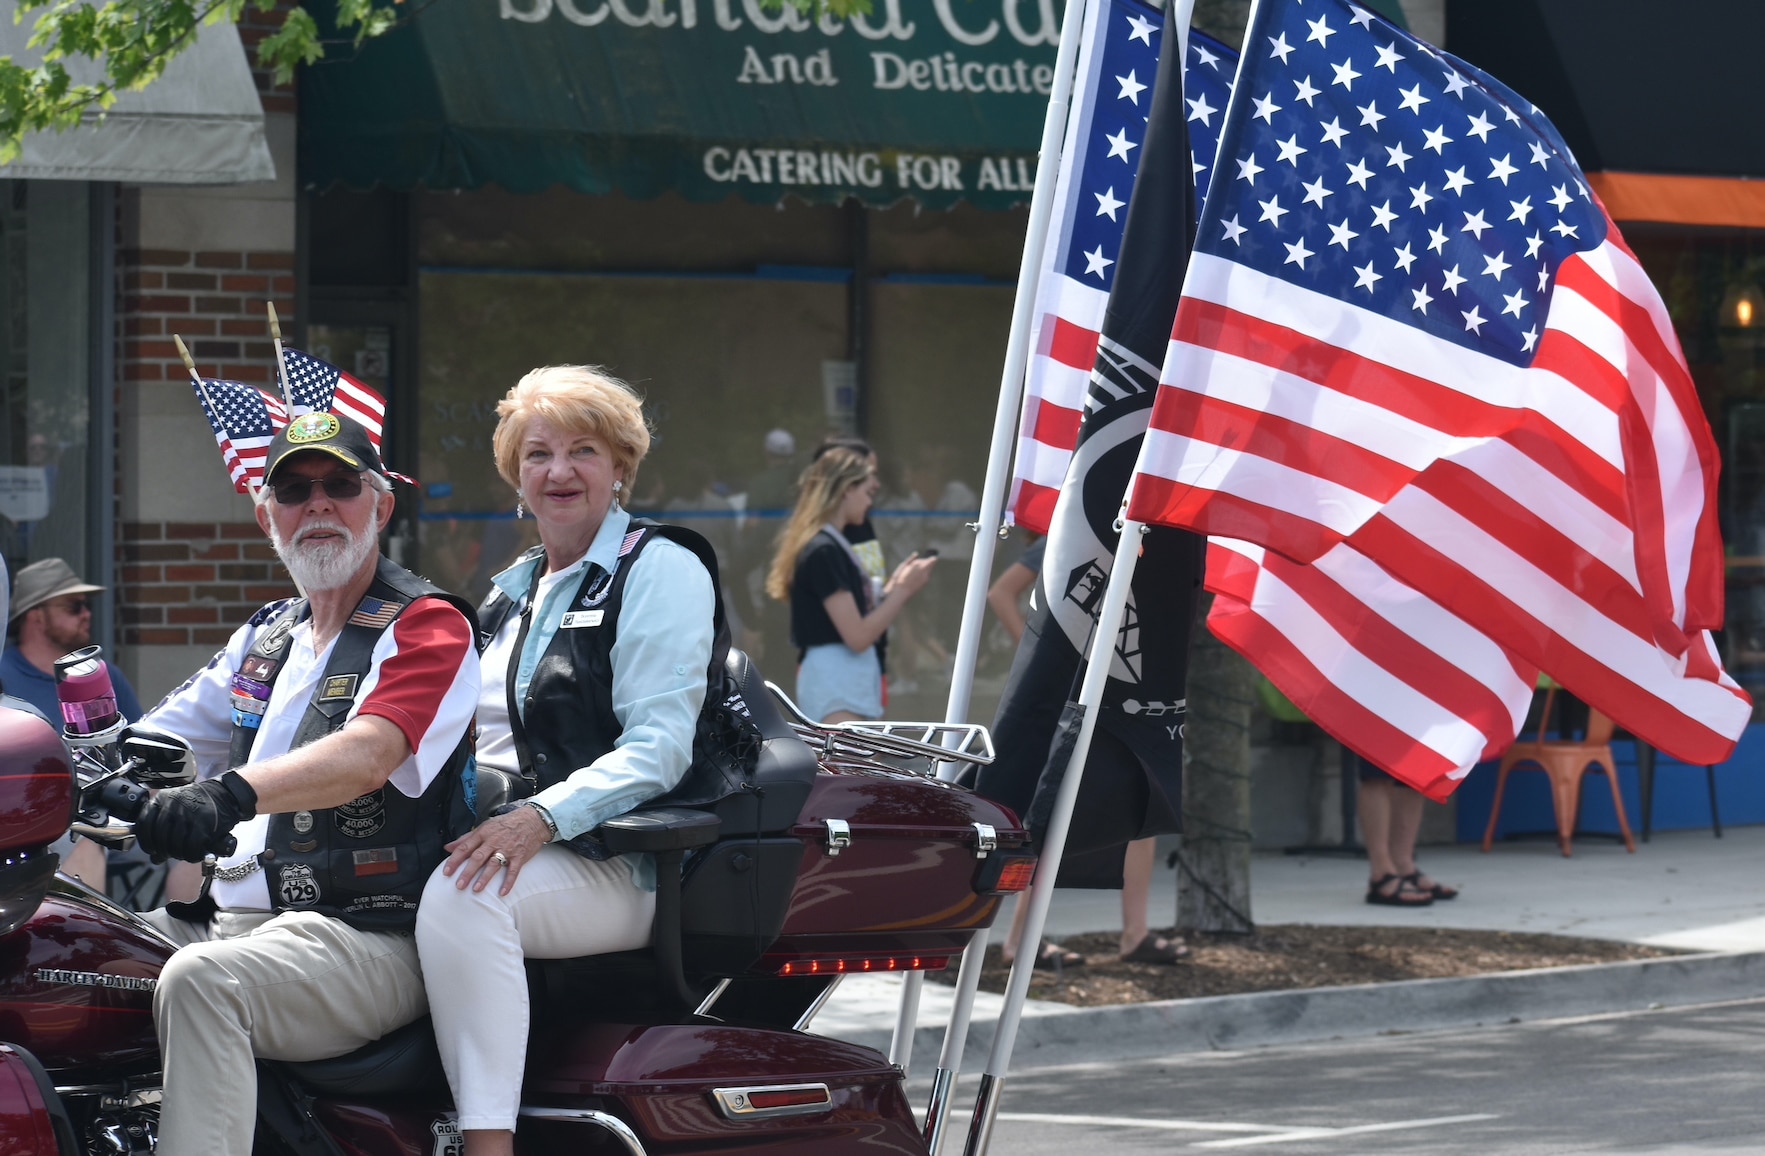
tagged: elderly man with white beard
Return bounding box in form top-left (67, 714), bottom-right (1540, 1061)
top-left (130, 411), bottom-right (481, 1156)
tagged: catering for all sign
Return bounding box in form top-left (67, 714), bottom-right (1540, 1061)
top-left (305, 0), bottom-right (1060, 207)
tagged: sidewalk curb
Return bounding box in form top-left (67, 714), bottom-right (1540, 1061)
top-left (841, 950), bottom-right (1765, 1070)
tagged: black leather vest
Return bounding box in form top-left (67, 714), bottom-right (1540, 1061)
top-left (229, 556), bottom-right (478, 931)
top-left (477, 521), bottom-right (754, 827)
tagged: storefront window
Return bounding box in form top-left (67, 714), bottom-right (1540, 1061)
top-left (0, 180), bottom-right (95, 583)
top-left (1629, 226), bottom-right (1765, 711)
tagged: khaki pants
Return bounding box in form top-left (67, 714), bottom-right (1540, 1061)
top-left (141, 907), bottom-right (428, 1156)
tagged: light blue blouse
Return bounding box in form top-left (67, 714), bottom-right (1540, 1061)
top-left (489, 507), bottom-right (714, 889)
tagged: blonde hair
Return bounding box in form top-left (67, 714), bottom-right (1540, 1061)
top-left (492, 366), bottom-right (652, 492)
top-left (766, 447), bottom-right (875, 602)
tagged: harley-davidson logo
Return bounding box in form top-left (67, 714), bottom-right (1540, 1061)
top-left (35, 968), bottom-right (156, 993)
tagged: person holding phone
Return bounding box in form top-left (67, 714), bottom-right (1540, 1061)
top-left (767, 447), bottom-right (936, 722)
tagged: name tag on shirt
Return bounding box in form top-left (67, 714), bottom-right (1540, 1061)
top-left (560, 610), bottom-right (605, 629)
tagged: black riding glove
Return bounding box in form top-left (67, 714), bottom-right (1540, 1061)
top-left (135, 772), bottom-right (259, 863)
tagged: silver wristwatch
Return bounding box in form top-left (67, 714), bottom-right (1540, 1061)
top-left (521, 800), bottom-right (560, 842)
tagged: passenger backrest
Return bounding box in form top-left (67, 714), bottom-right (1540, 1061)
top-left (708, 650), bottom-right (817, 834)
top-left (676, 650), bottom-right (818, 976)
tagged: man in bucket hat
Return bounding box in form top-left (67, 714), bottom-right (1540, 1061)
top-left (3, 556), bottom-right (141, 887)
top-left (2, 557), bottom-right (143, 726)
top-left (130, 409), bottom-right (480, 1156)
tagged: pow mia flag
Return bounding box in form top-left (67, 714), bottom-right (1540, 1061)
top-left (978, 11), bottom-right (1227, 887)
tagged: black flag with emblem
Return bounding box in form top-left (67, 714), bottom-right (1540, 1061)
top-left (979, 17), bottom-right (1213, 887)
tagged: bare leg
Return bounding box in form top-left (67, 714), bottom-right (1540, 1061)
top-left (1118, 837), bottom-right (1156, 956)
top-left (1358, 776), bottom-right (1398, 882)
top-left (1387, 786), bottom-right (1427, 878)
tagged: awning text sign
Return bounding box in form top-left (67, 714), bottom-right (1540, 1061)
top-left (300, 0), bottom-right (1060, 208)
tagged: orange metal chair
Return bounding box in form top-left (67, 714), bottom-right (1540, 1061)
top-left (1481, 686), bottom-right (1637, 857)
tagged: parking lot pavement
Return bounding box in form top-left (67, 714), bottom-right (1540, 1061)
top-left (932, 998), bottom-right (1765, 1154)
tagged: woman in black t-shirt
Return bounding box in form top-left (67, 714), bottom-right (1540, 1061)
top-left (766, 447), bottom-right (935, 722)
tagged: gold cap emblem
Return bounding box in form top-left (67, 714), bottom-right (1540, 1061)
top-left (287, 413), bottom-right (341, 444)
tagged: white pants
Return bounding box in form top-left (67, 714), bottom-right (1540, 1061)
top-left (141, 907), bottom-right (428, 1156)
top-left (415, 846), bottom-right (655, 1131)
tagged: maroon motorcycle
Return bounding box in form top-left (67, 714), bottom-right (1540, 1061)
top-left (0, 650), bottom-right (1032, 1155)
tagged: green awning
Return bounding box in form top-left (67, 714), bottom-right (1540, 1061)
top-left (299, 0), bottom-right (1071, 209)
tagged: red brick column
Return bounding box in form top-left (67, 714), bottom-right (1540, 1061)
top-left (120, 523), bottom-right (293, 650)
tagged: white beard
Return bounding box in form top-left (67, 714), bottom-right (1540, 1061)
top-left (270, 514), bottom-right (378, 592)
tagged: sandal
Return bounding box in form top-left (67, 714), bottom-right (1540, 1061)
top-left (1030, 941), bottom-right (1085, 971)
top-left (1405, 872), bottom-right (1459, 901)
top-left (1366, 873), bottom-right (1434, 907)
top-left (1121, 934), bottom-right (1190, 965)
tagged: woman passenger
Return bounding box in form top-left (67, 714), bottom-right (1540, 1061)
top-left (765, 446), bottom-right (935, 722)
top-left (415, 366), bottom-right (716, 1156)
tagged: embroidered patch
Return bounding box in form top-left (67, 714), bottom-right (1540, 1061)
top-left (278, 863), bottom-right (321, 906)
top-left (580, 568), bottom-right (614, 609)
top-left (353, 848), bottom-right (400, 877)
top-left (334, 791), bottom-right (387, 839)
top-left (292, 811), bottom-right (315, 834)
top-left (286, 412), bottom-right (341, 443)
top-left (560, 609), bottom-right (605, 629)
top-left (348, 598), bottom-right (401, 629)
top-left (320, 674), bottom-right (359, 702)
top-left (229, 692), bottom-right (268, 717)
top-left (259, 613), bottom-right (298, 652)
top-left (431, 1118), bottom-right (463, 1156)
top-left (240, 656), bottom-right (279, 682)
top-left (618, 528), bottom-right (645, 557)
top-left (231, 673), bottom-right (272, 700)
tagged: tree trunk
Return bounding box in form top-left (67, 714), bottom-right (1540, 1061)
top-left (1176, 594), bottom-right (1258, 933)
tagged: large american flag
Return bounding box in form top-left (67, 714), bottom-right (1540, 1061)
top-left (192, 378), bottom-right (289, 494)
top-left (1009, 1), bottom-right (1234, 534)
top-left (1124, 0), bottom-right (1749, 794)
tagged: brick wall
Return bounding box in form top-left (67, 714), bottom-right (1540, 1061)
top-left (119, 523), bottom-right (292, 649)
top-left (121, 248), bottom-right (296, 388)
top-left (116, 248), bottom-right (301, 655)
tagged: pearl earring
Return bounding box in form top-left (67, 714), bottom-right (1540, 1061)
top-left (515, 499), bottom-right (526, 519)
top-left (612, 480), bottom-right (623, 494)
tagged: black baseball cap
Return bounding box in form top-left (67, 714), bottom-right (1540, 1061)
top-left (264, 412), bottom-right (387, 483)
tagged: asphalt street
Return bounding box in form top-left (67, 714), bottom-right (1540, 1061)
top-left (923, 998), bottom-right (1765, 1154)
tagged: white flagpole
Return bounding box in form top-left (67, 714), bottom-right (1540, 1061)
top-left (892, 0), bottom-right (1096, 1113)
top-left (267, 301), bottom-right (296, 410)
top-left (964, 515), bottom-right (1147, 1156)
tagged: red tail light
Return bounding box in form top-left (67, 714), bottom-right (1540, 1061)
top-left (770, 954), bottom-right (951, 976)
top-left (974, 849), bottom-right (1038, 894)
top-left (747, 1088), bottom-right (831, 1110)
top-left (994, 857), bottom-right (1036, 893)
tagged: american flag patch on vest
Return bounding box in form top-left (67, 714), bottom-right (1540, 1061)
top-left (348, 597), bottom-right (401, 629)
top-left (618, 529), bottom-right (645, 558)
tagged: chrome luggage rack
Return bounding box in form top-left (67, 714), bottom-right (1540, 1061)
top-left (764, 682), bottom-right (994, 775)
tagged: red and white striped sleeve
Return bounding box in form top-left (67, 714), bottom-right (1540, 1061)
top-left (352, 598), bottom-right (480, 799)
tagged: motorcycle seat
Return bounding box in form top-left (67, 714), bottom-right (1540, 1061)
top-left (281, 1014), bottom-right (445, 1098)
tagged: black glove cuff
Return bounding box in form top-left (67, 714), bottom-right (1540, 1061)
top-left (216, 771), bottom-right (259, 820)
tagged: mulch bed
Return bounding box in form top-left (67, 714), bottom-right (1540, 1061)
top-left (928, 925), bottom-right (1677, 1007)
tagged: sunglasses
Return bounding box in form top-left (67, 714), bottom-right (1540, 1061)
top-left (52, 599), bottom-right (92, 616)
top-left (272, 474), bottom-right (366, 506)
